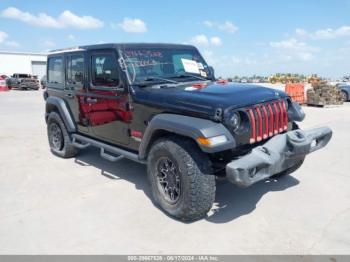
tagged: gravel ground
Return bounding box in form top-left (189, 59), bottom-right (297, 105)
top-left (0, 90), bottom-right (349, 254)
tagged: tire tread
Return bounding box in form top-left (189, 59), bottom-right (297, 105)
top-left (148, 136), bottom-right (215, 221)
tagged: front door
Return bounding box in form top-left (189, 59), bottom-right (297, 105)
top-left (86, 50), bottom-right (131, 145)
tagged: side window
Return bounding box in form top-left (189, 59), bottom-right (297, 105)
top-left (91, 54), bottom-right (120, 87)
top-left (48, 56), bottom-right (64, 84)
top-left (66, 55), bottom-right (84, 85)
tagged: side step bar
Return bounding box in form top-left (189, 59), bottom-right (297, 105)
top-left (100, 148), bottom-right (124, 162)
top-left (72, 134), bottom-right (145, 164)
top-left (72, 137), bottom-right (90, 149)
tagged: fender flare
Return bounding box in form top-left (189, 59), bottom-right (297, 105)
top-left (45, 96), bottom-right (76, 133)
top-left (138, 114), bottom-right (236, 159)
top-left (288, 101), bottom-right (305, 122)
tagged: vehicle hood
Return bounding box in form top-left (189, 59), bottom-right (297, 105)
top-left (133, 82), bottom-right (288, 118)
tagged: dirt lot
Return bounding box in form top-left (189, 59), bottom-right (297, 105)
top-left (0, 90), bottom-right (349, 254)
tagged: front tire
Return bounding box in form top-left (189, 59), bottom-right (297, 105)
top-left (147, 137), bottom-right (216, 221)
top-left (47, 111), bottom-right (78, 158)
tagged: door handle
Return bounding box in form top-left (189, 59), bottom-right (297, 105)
top-left (86, 97), bottom-right (97, 104)
top-left (65, 93), bottom-right (74, 98)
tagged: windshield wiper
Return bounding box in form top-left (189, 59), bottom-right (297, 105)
top-left (141, 76), bottom-right (179, 84)
top-left (170, 74), bottom-right (208, 81)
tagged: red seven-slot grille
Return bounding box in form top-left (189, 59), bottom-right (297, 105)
top-left (247, 99), bottom-right (288, 144)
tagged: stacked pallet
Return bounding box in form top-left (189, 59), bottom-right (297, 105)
top-left (306, 81), bottom-right (343, 106)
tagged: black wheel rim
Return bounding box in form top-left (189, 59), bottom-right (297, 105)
top-left (50, 123), bottom-right (63, 150)
top-left (156, 157), bottom-right (181, 204)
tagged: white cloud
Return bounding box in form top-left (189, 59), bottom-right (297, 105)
top-left (296, 26), bottom-right (350, 40)
top-left (1, 7), bottom-right (61, 28)
top-left (116, 17), bottom-right (147, 33)
top-left (189, 35), bottom-right (223, 46)
top-left (0, 31), bottom-right (8, 43)
top-left (67, 34), bottom-right (75, 40)
top-left (270, 38), bottom-right (320, 61)
top-left (203, 20), bottom-right (238, 34)
top-left (5, 40), bottom-right (19, 47)
top-left (59, 10), bottom-right (103, 29)
top-left (270, 38), bottom-right (319, 52)
top-left (190, 34), bottom-right (209, 45)
top-left (0, 31), bottom-right (19, 48)
top-left (1, 7), bottom-right (103, 29)
top-left (218, 21), bottom-right (239, 34)
top-left (202, 50), bottom-right (218, 67)
top-left (210, 36), bottom-right (222, 46)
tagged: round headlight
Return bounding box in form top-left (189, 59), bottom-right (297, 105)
top-left (228, 112), bottom-right (241, 132)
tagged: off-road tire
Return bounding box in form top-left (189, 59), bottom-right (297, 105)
top-left (147, 137), bottom-right (216, 221)
top-left (47, 111), bottom-right (78, 158)
top-left (272, 159), bottom-right (304, 178)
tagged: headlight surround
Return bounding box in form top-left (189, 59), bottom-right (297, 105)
top-left (225, 111), bottom-right (241, 132)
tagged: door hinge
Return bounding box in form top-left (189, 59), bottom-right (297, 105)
top-left (126, 102), bottom-right (133, 111)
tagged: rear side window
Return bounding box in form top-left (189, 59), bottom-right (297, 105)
top-left (66, 55), bottom-right (84, 85)
top-left (48, 56), bottom-right (64, 84)
top-left (91, 54), bottom-right (119, 87)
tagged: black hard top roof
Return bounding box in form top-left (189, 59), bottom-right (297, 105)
top-left (49, 43), bottom-right (197, 54)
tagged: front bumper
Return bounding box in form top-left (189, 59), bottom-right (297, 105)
top-left (226, 126), bottom-right (332, 187)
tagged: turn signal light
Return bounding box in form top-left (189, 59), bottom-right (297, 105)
top-left (196, 135), bottom-right (228, 147)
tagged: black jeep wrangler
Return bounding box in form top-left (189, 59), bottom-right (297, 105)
top-left (44, 43), bottom-right (332, 221)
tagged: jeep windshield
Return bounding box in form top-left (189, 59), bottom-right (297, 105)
top-left (120, 46), bottom-right (211, 85)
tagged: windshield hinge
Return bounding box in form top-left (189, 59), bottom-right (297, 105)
top-left (214, 108), bottom-right (223, 122)
top-left (118, 57), bottom-right (127, 71)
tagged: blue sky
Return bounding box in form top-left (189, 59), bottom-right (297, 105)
top-left (0, 0), bottom-right (350, 78)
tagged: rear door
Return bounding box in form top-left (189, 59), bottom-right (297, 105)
top-left (64, 53), bottom-right (89, 134)
top-left (86, 49), bottom-right (131, 145)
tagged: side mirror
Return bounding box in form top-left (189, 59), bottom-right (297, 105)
top-left (207, 66), bottom-right (216, 81)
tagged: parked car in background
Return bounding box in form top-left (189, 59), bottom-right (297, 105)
top-left (1, 74), bottom-right (9, 79)
top-left (7, 73), bottom-right (40, 90)
top-left (1, 74), bottom-right (9, 85)
top-left (0, 75), bottom-right (9, 91)
top-left (337, 83), bottom-right (350, 101)
top-left (342, 76), bottom-right (350, 82)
